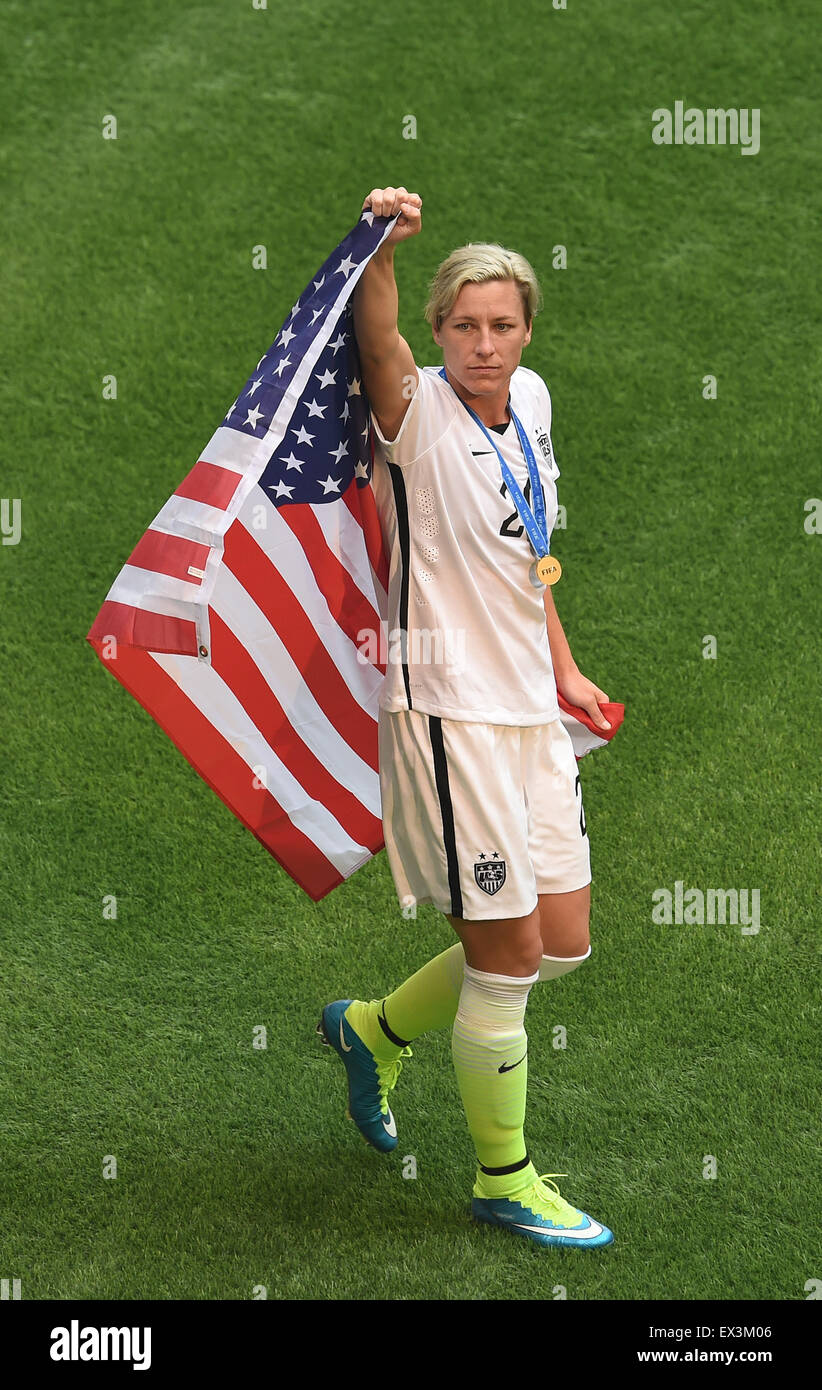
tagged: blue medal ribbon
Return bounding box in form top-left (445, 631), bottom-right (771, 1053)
top-left (438, 366), bottom-right (550, 566)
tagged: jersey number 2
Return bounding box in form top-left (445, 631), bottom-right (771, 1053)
top-left (499, 479), bottom-right (545, 537)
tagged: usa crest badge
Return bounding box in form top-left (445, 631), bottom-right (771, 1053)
top-left (535, 429), bottom-right (553, 465)
top-left (474, 855), bottom-right (507, 895)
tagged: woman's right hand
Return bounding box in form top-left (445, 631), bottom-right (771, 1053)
top-left (362, 186), bottom-right (422, 246)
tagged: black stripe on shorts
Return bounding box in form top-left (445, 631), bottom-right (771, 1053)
top-left (387, 461), bottom-right (412, 709)
top-left (428, 716), bottom-right (463, 919)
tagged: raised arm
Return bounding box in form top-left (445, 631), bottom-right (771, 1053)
top-left (352, 186), bottom-right (422, 441)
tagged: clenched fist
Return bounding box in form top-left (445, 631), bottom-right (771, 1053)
top-left (362, 186), bottom-right (422, 246)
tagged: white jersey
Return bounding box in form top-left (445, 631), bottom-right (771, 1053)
top-left (370, 363), bottom-right (562, 725)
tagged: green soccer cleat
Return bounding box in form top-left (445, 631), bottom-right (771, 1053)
top-left (472, 1171), bottom-right (614, 1248)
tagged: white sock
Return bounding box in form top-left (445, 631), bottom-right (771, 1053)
top-left (538, 944), bottom-right (591, 980)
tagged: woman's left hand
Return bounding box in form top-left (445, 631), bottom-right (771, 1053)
top-left (556, 667), bottom-right (611, 730)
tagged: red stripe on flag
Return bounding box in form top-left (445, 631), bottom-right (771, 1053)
top-left (175, 460), bottom-right (243, 509)
top-left (278, 500), bottom-right (385, 666)
top-left (86, 600), bottom-right (199, 656)
top-left (208, 609), bottom-right (382, 849)
top-left (223, 522), bottom-right (380, 772)
top-left (345, 474), bottom-right (389, 594)
top-left (127, 529), bottom-right (211, 585)
top-left (86, 634), bottom-right (353, 901)
top-left (557, 692), bottom-right (625, 741)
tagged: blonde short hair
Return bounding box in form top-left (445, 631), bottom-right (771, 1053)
top-left (423, 243), bottom-right (543, 332)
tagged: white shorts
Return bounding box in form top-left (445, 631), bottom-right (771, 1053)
top-left (378, 708), bottom-right (591, 921)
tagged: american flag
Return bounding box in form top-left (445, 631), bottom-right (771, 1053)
top-left (87, 209), bottom-right (399, 900)
top-left (558, 694), bottom-right (624, 757)
top-left (87, 207), bottom-right (624, 903)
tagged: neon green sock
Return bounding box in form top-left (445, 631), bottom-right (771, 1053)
top-left (345, 943), bottom-right (465, 1061)
top-left (451, 963), bottom-right (538, 1175)
top-left (380, 942), bottom-right (466, 1040)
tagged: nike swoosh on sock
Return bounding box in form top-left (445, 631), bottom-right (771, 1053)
top-left (498, 1054), bottom-right (527, 1073)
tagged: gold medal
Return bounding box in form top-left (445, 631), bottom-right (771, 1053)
top-left (536, 554), bottom-right (562, 585)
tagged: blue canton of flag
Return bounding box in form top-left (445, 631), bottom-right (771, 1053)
top-left (224, 220), bottom-right (382, 506)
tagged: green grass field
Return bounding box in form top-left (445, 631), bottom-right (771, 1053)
top-left (1, 0), bottom-right (819, 1304)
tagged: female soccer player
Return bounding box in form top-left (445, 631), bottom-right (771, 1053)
top-left (318, 185), bottom-right (615, 1249)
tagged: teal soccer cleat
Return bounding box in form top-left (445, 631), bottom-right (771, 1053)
top-left (316, 999), bottom-right (411, 1153)
top-left (472, 1172), bottom-right (615, 1249)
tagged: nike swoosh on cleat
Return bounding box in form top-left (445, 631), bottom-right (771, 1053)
top-left (382, 1110), bottom-right (397, 1137)
top-left (511, 1219), bottom-right (604, 1240)
top-left (495, 1212), bottom-right (602, 1239)
top-left (339, 1017), bottom-right (352, 1052)
top-left (498, 1054), bottom-right (527, 1073)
